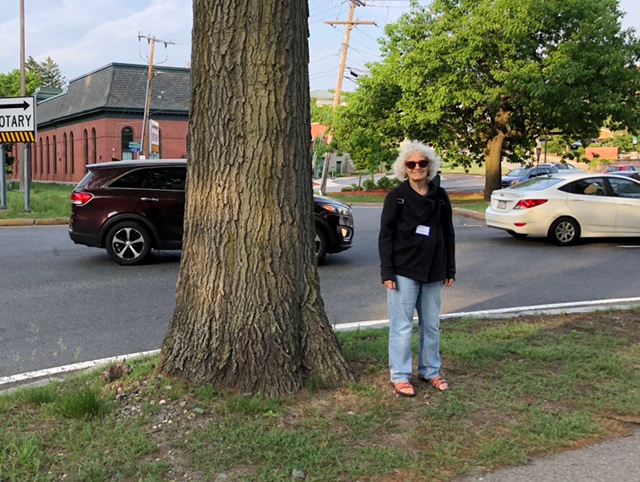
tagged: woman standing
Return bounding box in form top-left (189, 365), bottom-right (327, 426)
top-left (378, 141), bottom-right (456, 397)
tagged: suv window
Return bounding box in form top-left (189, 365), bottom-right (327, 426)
top-left (143, 167), bottom-right (186, 190)
top-left (108, 168), bottom-right (151, 189)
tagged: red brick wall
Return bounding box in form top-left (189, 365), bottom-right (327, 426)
top-left (10, 116), bottom-right (188, 184)
top-left (584, 147), bottom-right (618, 160)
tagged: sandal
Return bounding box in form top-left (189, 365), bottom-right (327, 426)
top-left (393, 381), bottom-right (416, 397)
top-left (418, 375), bottom-right (449, 391)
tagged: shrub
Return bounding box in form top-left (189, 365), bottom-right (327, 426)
top-left (376, 176), bottom-right (400, 191)
top-left (362, 179), bottom-right (377, 191)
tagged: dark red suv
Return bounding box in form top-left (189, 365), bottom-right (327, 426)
top-left (69, 159), bottom-right (354, 265)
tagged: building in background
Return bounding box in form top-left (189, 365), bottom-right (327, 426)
top-left (8, 65), bottom-right (355, 184)
top-left (10, 63), bottom-right (189, 184)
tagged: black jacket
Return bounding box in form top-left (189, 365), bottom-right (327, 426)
top-left (378, 180), bottom-right (456, 284)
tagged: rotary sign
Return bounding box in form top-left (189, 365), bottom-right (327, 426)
top-left (0, 96), bottom-right (36, 143)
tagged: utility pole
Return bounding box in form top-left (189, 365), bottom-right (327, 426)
top-left (20, 0), bottom-right (30, 211)
top-left (319, 0), bottom-right (374, 195)
top-left (138, 34), bottom-right (175, 159)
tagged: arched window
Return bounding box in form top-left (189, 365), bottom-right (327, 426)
top-left (83, 129), bottom-right (89, 172)
top-left (33, 141), bottom-right (38, 175)
top-left (39, 138), bottom-right (43, 175)
top-left (70, 132), bottom-right (75, 175)
top-left (46, 136), bottom-right (50, 175)
top-left (121, 127), bottom-right (134, 160)
top-left (91, 128), bottom-right (97, 164)
top-left (53, 135), bottom-right (58, 174)
top-left (63, 133), bottom-right (68, 174)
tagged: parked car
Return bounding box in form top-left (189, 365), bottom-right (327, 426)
top-left (539, 162), bottom-right (582, 171)
top-left (604, 170), bottom-right (640, 181)
top-left (570, 140), bottom-right (583, 150)
top-left (69, 160), bottom-right (354, 265)
top-left (485, 173), bottom-right (640, 245)
top-left (570, 139), bottom-right (598, 150)
top-left (501, 165), bottom-right (559, 188)
top-left (602, 165), bottom-right (640, 173)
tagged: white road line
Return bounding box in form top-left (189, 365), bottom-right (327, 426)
top-left (2, 297), bottom-right (639, 390)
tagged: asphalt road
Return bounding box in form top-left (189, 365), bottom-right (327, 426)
top-left (1, 208), bottom-right (640, 378)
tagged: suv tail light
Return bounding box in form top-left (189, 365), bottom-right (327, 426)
top-left (514, 199), bottom-right (548, 209)
top-left (71, 192), bottom-right (94, 206)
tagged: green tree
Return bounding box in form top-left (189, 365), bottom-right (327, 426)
top-left (157, 0), bottom-right (355, 396)
top-left (310, 99), bottom-right (333, 125)
top-left (333, 73), bottom-right (403, 174)
top-left (25, 56), bottom-right (66, 88)
top-left (0, 69), bottom-right (41, 97)
top-left (339, 0), bottom-right (640, 199)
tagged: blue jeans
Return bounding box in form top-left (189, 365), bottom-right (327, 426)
top-left (387, 275), bottom-right (443, 383)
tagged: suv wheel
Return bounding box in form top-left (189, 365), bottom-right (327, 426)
top-left (315, 225), bottom-right (328, 264)
top-left (105, 221), bottom-right (152, 265)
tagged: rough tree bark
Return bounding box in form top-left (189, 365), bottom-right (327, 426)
top-left (483, 110), bottom-right (510, 200)
top-left (484, 131), bottom-right (504, 200)
top-left (157, 0), bottom-right (356, 396)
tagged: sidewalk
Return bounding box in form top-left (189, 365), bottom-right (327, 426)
top-left (456, 427), bottom-right (640, 481)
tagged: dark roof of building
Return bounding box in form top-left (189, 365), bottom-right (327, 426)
top-left (37, 63), bottom-right (190, 126)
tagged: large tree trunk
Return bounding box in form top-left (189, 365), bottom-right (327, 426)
top-left (483, 111), bottom-right (509, 200)
top-left (483, 131), bottom-right (504, 201)
top-left (157, 0), bottom-right (356, 396)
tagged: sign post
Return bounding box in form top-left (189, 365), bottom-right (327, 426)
top-left (0, 96), bottom-right (36, 212)
top-left (150, 120), bottom-right (160, 159)
top-left (1, 144), bottom-right (6, 210)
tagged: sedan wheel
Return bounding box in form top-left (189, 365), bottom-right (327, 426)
top-left (105, 221), bottom-right (152, 265)
top-left (548, 217), bottom-right (580, 246)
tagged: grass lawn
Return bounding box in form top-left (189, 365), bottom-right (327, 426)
top-left (0, 182), bottom-right (489, 220)
top-left (1, 309), bottom-right (639, 481)
top-left (329, 191), bottom-right (489, 212)
top-left (0, 182), bottom-right (73, 219)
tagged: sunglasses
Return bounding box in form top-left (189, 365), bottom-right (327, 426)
top-left (404, 159), bottom-right (429, 170)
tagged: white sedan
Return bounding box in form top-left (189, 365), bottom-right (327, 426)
top-left (485, 173), bottom-right (640, 245)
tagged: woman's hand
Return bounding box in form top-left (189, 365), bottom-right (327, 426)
top-left (383, 279), bottom-right (396, 290)
top-left (443, 278), bottom-right (455, 287)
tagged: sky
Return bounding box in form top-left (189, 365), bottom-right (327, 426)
top-left (0, 0), bottom-right (639, 94)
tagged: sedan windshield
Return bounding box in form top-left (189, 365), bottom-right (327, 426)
top-left (506, 177), bottom-right (564, 191)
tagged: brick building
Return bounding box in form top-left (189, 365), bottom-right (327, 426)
top-left (12, 62), bottom-right (189, 184)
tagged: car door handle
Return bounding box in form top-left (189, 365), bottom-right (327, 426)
top-left (140, 197), bottom-right (159, 202)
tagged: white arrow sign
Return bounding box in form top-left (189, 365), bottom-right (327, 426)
top-left (0, 96), bottom-right (35, 133)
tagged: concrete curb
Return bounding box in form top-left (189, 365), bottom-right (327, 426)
top-left (0, 218), bottom-right (68, 227)
top-left (452, 207), bottom-right (485, 220)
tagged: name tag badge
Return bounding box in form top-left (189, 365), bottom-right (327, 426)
top-left (416, 225), bottom-right (431, 236)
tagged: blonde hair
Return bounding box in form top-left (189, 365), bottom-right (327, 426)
top-left (393, 141), bottom-right (442, 182)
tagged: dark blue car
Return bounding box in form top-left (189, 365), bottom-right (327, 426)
top-left (501, 165), bottom-right (559, 188)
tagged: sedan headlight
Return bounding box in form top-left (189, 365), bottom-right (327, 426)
top-left (321, 203), bottom-right (351, 216)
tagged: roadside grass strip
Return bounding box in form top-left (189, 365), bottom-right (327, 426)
top-left (1, 309), bottom-right (638, 481)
